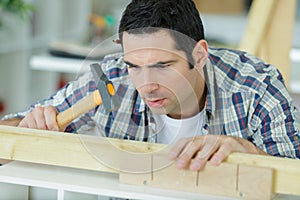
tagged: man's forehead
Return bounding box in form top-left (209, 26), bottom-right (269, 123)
top-left (122, 30), bottom-right (177, 52)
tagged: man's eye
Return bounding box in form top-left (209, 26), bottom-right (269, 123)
top-left (156, 64), bottom-right (170, 68)
top-left (127, 65), bottom-right (136, 69)
top-left (127, 65), bottom-right (140, 71)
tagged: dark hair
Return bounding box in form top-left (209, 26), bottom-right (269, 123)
top-left (118, 0), bottom-right (205, 68)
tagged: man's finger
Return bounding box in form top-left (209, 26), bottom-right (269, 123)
top-left (190, 142), bottom-right (219, 171)
top-left (44, 106), bottom-right (59, 131)
top-left (208, 137), bottom-right (246, 166)
top-left (208, 143), bottom-right (231, 166)
top-left (18, 113), bottom-right (36, 128)
top-left (18, 119), bottom-right (29, 128)
top-left (175, 139), bottom-right (203, 169)
top-left (33, 107), bottom-right (47, 130)
top-left (168, 137), bottom-right (191, 160)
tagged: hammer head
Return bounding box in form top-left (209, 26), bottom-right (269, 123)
top-left (90, 63), bottom-right (120, 113)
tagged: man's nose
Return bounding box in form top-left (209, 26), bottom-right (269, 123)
top-left (139, 69), bottom-right (159, 93)
top-left (140, 82), bottom-right (159, 94)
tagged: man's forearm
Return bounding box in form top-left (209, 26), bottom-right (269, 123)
top-left (0, 118), bottom-right (22, 126)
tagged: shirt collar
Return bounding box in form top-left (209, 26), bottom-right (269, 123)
top-left (136, 94), bottom-right (146, 113)
top-left (203, 58), bottom-right (217, 116)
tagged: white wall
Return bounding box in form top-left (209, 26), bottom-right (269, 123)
top-left (0, 10), bottom-right (31, 115)
top-left (0, 0), bottom-right (92, 117)
top-left (1, 0), bottom-right (299, 117)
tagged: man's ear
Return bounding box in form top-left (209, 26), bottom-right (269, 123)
top-left (192, 40), bottom-right (208, 70)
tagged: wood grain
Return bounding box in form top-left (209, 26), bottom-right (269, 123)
top-left (0, 125), bottom-right (299, 198)
top-left (239, 0), bottom-right (296, 87)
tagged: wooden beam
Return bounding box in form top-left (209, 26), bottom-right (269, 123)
top-left (120, 162), bottom-right (274, 200)
top-left (0, 125), bottom-right (163, 174)
top-left (226, 153), bottom-right (300, 196)
top-left (239, 0), bottom-right (296, 88)
top-left (239, 0), bottom-right (277, 54)
top-left (257, 0), bottom-right (296, 88)
top-left (193, 0), bottom-right (247, 15)
top-left (0, 125), bottom-right (300, 198)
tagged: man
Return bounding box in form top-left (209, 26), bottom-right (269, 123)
top-left (1, 0), bottom-right (299, 171)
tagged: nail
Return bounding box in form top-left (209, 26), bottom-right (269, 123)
top-left (176, 159), bottom-right (186, 168)
top-left (210, 156), bottom-right (221, 165)
top-left (190, 162), bottom-right (200, 171)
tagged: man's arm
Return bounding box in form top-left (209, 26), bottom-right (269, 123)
top-left (0, 106), bottom-right (68, 131)
top-left (0, 71), bottom-right (95, 132)
top-left (0, 118), bottom-right (22, 126)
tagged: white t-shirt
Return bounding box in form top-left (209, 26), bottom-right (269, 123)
top-left (153, 110), bottom-right (204, 144)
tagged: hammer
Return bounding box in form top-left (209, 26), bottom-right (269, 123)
top-left (56, 63), bottom-right (120, 129)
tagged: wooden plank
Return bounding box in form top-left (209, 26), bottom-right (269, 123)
top-left (0, 125), bottom-right (300, 197)
top-left (120, 163), bottom-right (238, 198)
top-left (196, 163), bottom-right (238, 197)
top-left (239, 0), bottom-right (296, 87)
top-left (0, 125), bottom-right (163, 174)
top-left (194, 0), bottom-right (247, 15)
top-left (226, 153), bottom-right (300, 196)
top-left (120, 153), bottom-right (273, 199)
top-left (257, 0), bottom-right (296, 87)
top-left (238, 0), bottom-right (277, 54)
top-left (237, 164), bottom-right (274, 200)
top-left (150, 163), bottom-right (199, 193)
top-left (0, 126), bottom-right (113, 173)
top-left (151, 153), bottom-right (238, 198)
top-left (0, 161), bottom-right (240, 200)
top-left (120, 162), bottom-right (274, 200)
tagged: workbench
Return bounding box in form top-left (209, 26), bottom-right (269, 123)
top-left (0, 126), bottom-right (300, 200)
top-left (0, 161), bottom-right (236, 200)
top-left (0, 161), bottom-right (298, 200)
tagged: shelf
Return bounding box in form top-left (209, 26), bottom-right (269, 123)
top-left (30, 55), bottom-right (97, 74)
top-left (29, 47), bottom-right (300, 94)
top-left (30, 47), bottom-right (300, 72)
top-left (0, 161), bottom-right (238, 200)
top-left (290, 48), bottom-right (300, 63)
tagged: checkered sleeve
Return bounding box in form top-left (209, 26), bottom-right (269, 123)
top-left (251, 68), bottom-right (300, 158)
top-left (1, 71), bottom-right (97, 133)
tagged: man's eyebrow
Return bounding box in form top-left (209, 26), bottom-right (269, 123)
top-left (124, 61), bottom-right (140, 68)
top-left (124, 60), bottom-right (177, 68)
top-left (150, 60), bottom-right (176, 66)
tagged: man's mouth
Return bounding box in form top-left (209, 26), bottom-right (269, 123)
top-left (146, 98), bottom-right (165, 108)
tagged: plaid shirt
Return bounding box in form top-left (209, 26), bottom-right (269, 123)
top-left (3, 47), bottom-right (300, 158)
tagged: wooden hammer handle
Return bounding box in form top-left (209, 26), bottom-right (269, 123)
top-left (56, 90), bottom-right (102, 129)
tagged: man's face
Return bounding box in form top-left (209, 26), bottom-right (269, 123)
top-left (123, 30), bottom-right (205, 119)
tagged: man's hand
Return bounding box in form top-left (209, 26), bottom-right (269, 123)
top-left (18, 106), bottom-right (61, 131)
top-left (168, 135), bottom-right (268, 171)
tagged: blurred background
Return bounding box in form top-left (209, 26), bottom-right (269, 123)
top-left (0, 0), bottom-right (300, 118)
